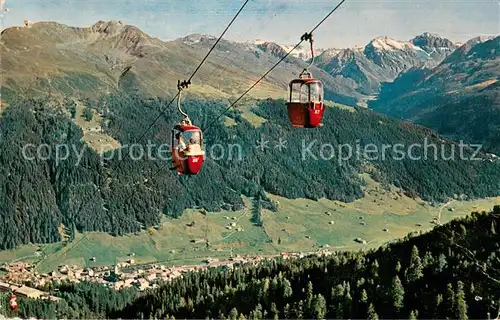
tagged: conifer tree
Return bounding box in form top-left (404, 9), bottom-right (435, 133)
top-left (283, 304), bottom-right (291, 319)
top-left (391, 275), bottom-right (405, 313)
top-left (395, 260), bottom-right (402, 273)
top-left (344, 283), bottom-right (353, 318)
top-left (371, 259), bottom-right (379, 278)
top-left (251, 194), bottom-right (263, 226)
top-left (331, 284), bottom-right (345, 319)
top-left (444, 283), bottom-right (455, 317)
top-left (423, 251), bottom-right (433, 268)
top-left (360, 289), bottom-right (368, 304)
top-left (250, 304), bottom-right (263, 320)
top-left (229, 308), bottom-right (239, 320)
top-left (434, 293), bottom-right (444, 318)
top-left (296, 300), bottom-right (304, 319)
top-left (367, 303), bottom-right (379, 320)
top-left (409, 310), bottom-right (418, 320)
top-left (493, 205), bottom-right (500, 215)
top-left (456, 281), bottom-right (468, 320)
top-left (237, 313), bottom-right (247, 320)
top-left (311, 294), bottom-right (327, 320)
top-left (306, 281), bottom-right (314, 311)
top-left (270, 303), bottom-right (279, 320)
top-left (406, 245), bottom-right (423, 282)
top-left (283, 278), bottom-right (293, 298)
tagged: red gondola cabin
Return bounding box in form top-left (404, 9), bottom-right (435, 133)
top-left (10, 293), bottom-right (18, 310)
top-left (286, 75), bottom-right (324, 128)
top-left (171, 124), bottom-right (205, 175)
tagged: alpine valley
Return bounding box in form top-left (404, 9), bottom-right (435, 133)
top-left (0, 21), bottom-right (499, 319)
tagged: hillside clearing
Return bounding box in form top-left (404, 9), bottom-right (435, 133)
top-left (73, 102), bottom-right (120, 153)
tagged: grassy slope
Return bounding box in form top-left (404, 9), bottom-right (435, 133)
top-left (1, 175), bottom-right (498, 273)
top-left (73, 102), bottom-right (121, 153)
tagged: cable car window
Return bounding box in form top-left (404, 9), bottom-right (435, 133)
top-left (290, 82), bottom-right (302, 103)
top-left (308, 82), bottom-right (323, 102)
top-left (290, 82), bottom-right (310, 103)
top-left (184, 130), bottom-right (202, 146)
top-left (300, 84), bottom-right (310, 103)
top-left (172, 130), bottom-right (180, 148)
top-left (172, 132), bottom-right (184, 150)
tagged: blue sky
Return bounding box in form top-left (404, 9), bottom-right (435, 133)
top-left (1, 0), bottom-right (498, 48)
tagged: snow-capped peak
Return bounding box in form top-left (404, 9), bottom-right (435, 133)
top-left (278, 43), bottom-right (325, 60)
top-left (470, 36), bottom-right (495, 43)
top-left (248, 39), bottom-right (325, 61)
top-left (180, 33), bottom-right (217, 45)
top-left (318, 48), bottom-right (342, 60)
top-left (368, 36), bottom-right (414, 51)
top-left (457, 36), bottom-right (495, 50)
top-left (252, 39), bottom-right (268, 45)
top-left (421, 32), bottom-right (439, 38)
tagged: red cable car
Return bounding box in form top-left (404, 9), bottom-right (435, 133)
top-left (286, 72), bottom-right (324, 128)
top-left (171, 121), bottom-right (205, 175)
top-left (286, 32), bottom-right (325, 128)
top-left (170, 80), bottom-right (205, 176)
top-left (10, 293), bottom-right (18, 311)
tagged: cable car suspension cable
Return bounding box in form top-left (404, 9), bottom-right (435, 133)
top-left (203, 10), bottom-right (280, 84)
top-left (202, 0), bottom-right (347, 133)
top-left (187, 0), bottom-right (251, 84)
top-left (71, 0), bottom-right (251, 220)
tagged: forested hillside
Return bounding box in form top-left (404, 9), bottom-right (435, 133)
top-left (2, 207), bottom-right (499, 319)
top-left (1, 95), bottom-right (499, 250)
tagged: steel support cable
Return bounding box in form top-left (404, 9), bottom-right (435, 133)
top-left (202, 0), bottom-right (347, 133)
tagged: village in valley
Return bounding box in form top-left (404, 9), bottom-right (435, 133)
top-left (0, 250), bottom-right (332, 300)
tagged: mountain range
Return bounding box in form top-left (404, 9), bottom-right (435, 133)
top-left (0, 21), bottom-right (470, 106)
top-left (315, 32), bottom-right (458, 101)
top-left (370, 36), bottom-right (500, 153)
top-left (1, 20), bottom-right (355, 104)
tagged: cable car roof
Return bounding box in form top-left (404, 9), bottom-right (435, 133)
top-left (289, 78), bottom-right (322, 85)
top-left (173, 124), bottom-right (202, 132)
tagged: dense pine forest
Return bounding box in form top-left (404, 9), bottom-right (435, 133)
top-left (1, 207), bottom-right (499, 319)
top-left (1, 95), bottom-right (500, 249)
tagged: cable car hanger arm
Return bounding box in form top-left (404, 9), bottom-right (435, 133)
top-left (300, 32), bottom-right (315, 78)
top-left (177, 79), bottom-right (192, 124)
